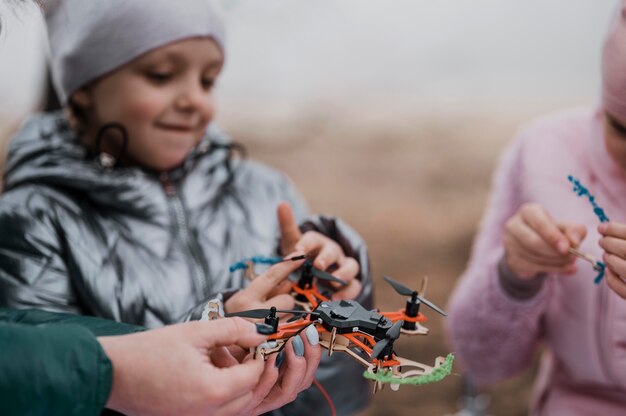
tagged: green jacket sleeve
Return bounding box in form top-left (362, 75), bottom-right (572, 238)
top-left (0, 308), bottom-right (144, 337)
top-left (0, 308), bottom-right (145, 416)
top-left (0, 322), bottom-right (111, 416)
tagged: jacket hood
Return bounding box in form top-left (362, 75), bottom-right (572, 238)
top-left (3, 111), bottom-right (235, 221)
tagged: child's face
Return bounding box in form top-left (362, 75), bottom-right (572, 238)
top-left (603, 111), bottom-right (626, 173)
top-left (78, 37), bottom-right (224, 171)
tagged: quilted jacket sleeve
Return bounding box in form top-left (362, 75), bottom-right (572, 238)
top-left (0, 309), bottom-right (114, 416)
top-left (0, 194), bottom-right (78, 314)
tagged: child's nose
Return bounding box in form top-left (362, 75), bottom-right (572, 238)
top-left (174, 83), bottom-right (207, 111)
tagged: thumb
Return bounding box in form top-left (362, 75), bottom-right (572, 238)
top-left (559, 222), bottom-right (587, 247)
top-left (277, 201), bottom-right (302, 254)
top-left (196, 318), bottom-right (266, 350)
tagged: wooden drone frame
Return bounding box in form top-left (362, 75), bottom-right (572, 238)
top-left (243, 262), bottom-right (448, 393)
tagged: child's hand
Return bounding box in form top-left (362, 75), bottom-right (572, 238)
top-left (225, 256), bottom-right (306, 314)
top-left (277, 202), bottom-right (362, 300)
top-left (504, 203), bottom-right (586, 279)
top-left (598, 222), bottom-right (626, 299)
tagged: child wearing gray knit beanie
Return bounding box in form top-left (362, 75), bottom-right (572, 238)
top-left (0, 1), bottom-right (373, 415)
top-left (45, 0), bottom-right (226, 104)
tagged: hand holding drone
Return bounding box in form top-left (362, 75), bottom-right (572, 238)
top-left (226, 255), bottom-right (454, 395)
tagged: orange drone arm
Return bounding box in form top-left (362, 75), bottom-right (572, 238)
top-left (291, 282), bottom-right (329, 308)
top-left (344, 332), bottom-right (374, 354)
top-left (343, 332), bottom-right (401, 368)
top-left (267, 319), bottom-right (323, 341)
top-left (380, 309), bottom-right (427, 323)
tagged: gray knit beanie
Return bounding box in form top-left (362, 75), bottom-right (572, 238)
top-left (45, 0), bottom-right (226, 104)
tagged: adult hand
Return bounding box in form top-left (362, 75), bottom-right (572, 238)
top-left (277, 201), bottom-right (361, 300)
top-left (504, 203), bottom-right (586, 279)
top-left (99, 318), bottom-right (267, 416)
top-left (598, 222), bottom-right (626, 299)
top-left (212, 325), bottom-right (322, 415)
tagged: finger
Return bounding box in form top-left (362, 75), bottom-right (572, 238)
top-left (599, 236), bottom-right (626, 259)
top-left (507, 251), bottom-right (578, 276)
top-left (195, 318), bottom-right (266, 350)
top-left (278, 202), bottom-right (303, 255)
top-left (279, 338), bottom-right (307, 389)
top-left (258, 294), bottom-right (295, 311)
top-left (247, 257), bottom-right (306, 297)
top-left (511, 242), bottom-right (575, 267)
top-left (331, 279), bottom-right (363, 300)
top-left (212, 358), bottom-right (265, 405)
top-left (297, 327), bottom-right (322, 391)
top-left (604, 253), bottom-right (626, 280)
top-left (599, 222), bottom-right (626, 239)
top-left (293, 231), bottom-right (327, 258)
top-left (267, 280), bottom-right (293, 299)
top-left (225, 345), bottom-right (249, 363)
top-left (520, 205), bottom-right (570, 254)
top-left (330, 257), bottom-right (359, 284)
top-left (213, 391), bottom-right (254, 416)
top-left (250, 355), bottom-right (280, 404)
top-left (504, 235), bottom-right (572, 269)
top-left (557, 222), bottom-right (587, 247)
top-left (312, 239), bottom-right (342, 271)
top-left (508, 216), bottom-right (563, 259)
top-left (211, 346), bottom-right (240, 368)
top-left (606, 268), bottom-right (626, 299)
top-left (254, 341), bottom-right (306, 414)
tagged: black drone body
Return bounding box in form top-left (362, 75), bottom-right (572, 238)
top-left (314, 299), bottom-right (394, 339)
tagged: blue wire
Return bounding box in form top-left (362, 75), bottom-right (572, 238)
top-left (567, 175), bottom-right (608, 284)
top-left (229, 256), bottom-right (283, 273)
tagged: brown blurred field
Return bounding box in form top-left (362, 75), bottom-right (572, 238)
top-left (218, 101), bottom-right (555, 416)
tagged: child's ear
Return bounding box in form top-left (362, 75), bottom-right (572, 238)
top-left (70, 88), bottom-right (93, 109)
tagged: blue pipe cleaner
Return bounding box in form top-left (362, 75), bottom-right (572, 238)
top-left (229, 256), bottom-right (283, 273)
top-left (567, 175), bottom-right (608, 284)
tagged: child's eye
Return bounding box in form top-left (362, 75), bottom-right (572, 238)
top-left (146, 72), bottom-right (172, 83)
top-left (609, 116), bottom-right (626, 137)
top-left (201, 78), bottom-right (215, 90)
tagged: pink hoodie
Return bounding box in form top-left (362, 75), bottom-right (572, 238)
top-left (446, 106), bottom-right (626, 415)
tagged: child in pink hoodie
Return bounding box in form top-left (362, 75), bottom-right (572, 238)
top-left (447, 2), bottom-right (626, 414)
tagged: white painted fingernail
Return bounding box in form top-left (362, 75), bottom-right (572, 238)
top-left (304, 324), bottom-right (319, 346)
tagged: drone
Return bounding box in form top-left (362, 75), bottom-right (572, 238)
top-left (224, 255), bottom-right (454, 394)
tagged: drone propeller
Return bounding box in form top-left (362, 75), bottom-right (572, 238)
top-left (311, 266), bottom-right (348, 286)
top-left (383, 275), bottom-right (446, 317)
top-left (371, 320), bottom-right (403, 359)
top-left (225, 308), bottom-right (319, 319)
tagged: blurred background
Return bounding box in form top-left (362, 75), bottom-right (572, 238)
top-left (0, 1), bottom-right (617, 415)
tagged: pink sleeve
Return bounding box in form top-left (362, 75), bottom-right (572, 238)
top-left (445, 131), bottom-right (552, 387)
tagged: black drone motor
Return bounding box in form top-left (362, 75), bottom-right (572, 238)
top-left (403, 293), bottom-right (421, 330)
top-left (372, 320), bottom-right (403, 361)
top-left (264, 306), bottom-right (280, 333)
top-left (295, 260), bottom-right (348, 302)
top-left (383, 275), bottom-right (447, 331)
top-left (295, 260), bottom-right (315, 301)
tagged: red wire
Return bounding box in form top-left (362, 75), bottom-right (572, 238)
top-left (313, 378), bottom-right (336, 416)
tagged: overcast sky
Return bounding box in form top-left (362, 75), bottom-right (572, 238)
top-left (0, 0), bottom-right (617, 119)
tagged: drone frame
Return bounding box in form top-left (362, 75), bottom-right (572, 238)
top-left (236, 259), bottom-right (450, 394)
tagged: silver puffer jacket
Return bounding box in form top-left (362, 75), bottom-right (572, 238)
top-left (0, 112), bottom-right (373, 415)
